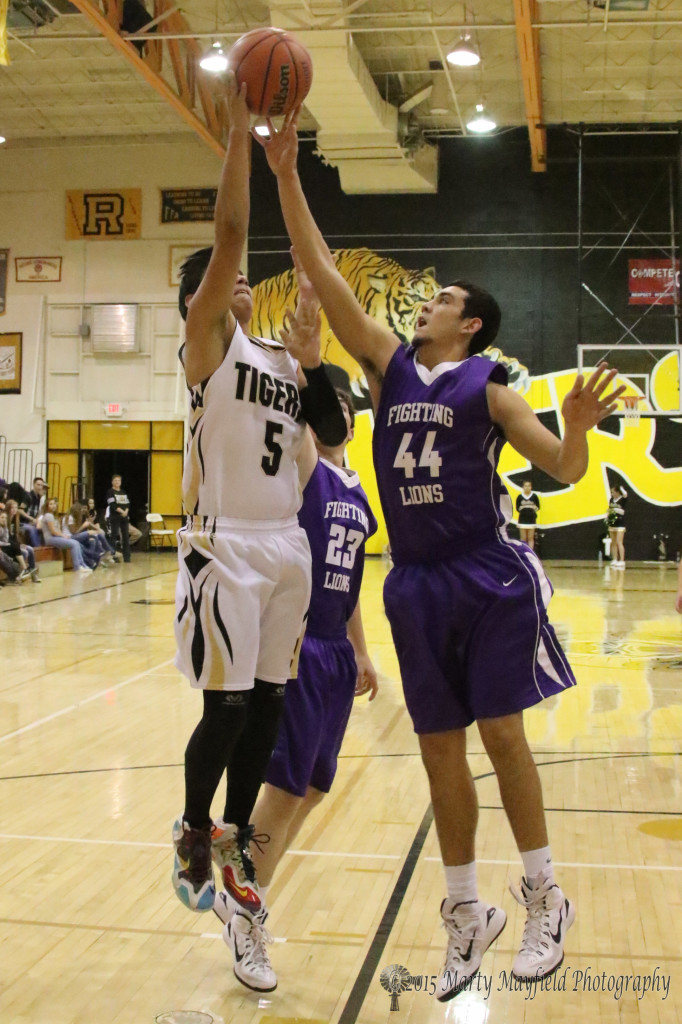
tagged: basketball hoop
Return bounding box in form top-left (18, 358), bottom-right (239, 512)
top-left (622, 396), bottom-right (641, 426)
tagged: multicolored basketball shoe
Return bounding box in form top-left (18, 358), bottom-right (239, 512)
top-left (171, 818), bottom-right (215, 912)
top-left (510, 873), bottom-right (575, 979)
top-left (211, 820), bottom-right (261, 913)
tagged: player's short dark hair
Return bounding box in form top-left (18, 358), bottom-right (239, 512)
top-left (522, 479), bottom-right (532, 486)
top-left (112, 474), bottom-right (122, 482)
top-left (178, 246), bottom-right (213, 321)
top-left (448, 279), bottom-right (502, 354)
top-left (334, 387), bottom-right (355, 429)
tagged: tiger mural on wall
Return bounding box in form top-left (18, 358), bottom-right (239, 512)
top-left (251, 248), bottom-right (439, 390)
top-left (251, 246), bottom-right (530, 398)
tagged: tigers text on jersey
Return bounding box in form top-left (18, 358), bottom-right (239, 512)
top-left (298, 458), bottom-right (377, 639)
top-left (182, 322), bottom-right (305, 519)
top-left (373, 347), bottom-right (512, 564)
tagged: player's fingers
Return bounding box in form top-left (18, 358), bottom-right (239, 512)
top-left (592, 367), bottom-right (619, 398)
top-left (565, 374), bottom-right (584, 398)
top-left (597, 402), bottom-right (619, 421)
top-left (600, 384), bottom-right (627, 407)
top-left (585, 361), bottom-right (609, 390)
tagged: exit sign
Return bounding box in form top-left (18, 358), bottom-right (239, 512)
top-left (105, 402), bottom-right (123, 417)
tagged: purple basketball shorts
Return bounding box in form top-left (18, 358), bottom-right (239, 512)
top-left (383, 538), bottom-right (576, 734)
top-left (265, 634), bottom-right (357, 797)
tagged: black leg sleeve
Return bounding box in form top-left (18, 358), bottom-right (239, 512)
top-left (224, 679), bottom-right (287, 828)
top-left (184, 689), bottom-right (251, 829)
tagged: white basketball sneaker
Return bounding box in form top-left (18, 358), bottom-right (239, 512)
top-left (510, 873), bottom-right (575, 979)
top-left (223, 906), bottom-right (277, 993)
top-left (436, 898), bottom-right (507, 1002)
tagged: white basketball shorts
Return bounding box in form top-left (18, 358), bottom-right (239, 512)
top-left (174, 515), bottom-right (311, 691)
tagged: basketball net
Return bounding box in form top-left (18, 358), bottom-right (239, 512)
top-left (622, 395), bottom-right (641, 426)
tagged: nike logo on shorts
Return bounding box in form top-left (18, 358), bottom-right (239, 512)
top-left (502, 576), bottom-right (518, 587)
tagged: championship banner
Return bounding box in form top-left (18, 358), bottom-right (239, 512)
top-left (66, 189), bottom-right (142, 240)
top-left (0, 249), bottom-right (8, 314)
top-left (628, 258), bottom-right (679, 306)
top-left (0, 0), bottom-right (10, 66)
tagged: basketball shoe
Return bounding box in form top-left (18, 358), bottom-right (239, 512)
top-left (211, 820), bottom-right (261, 913)
top-left (171, 818), bottom-right (215, 912)
top-left (510, 873), bottom-right (575, 979)
top-left (223, 906), bottom-right (277, 993)
top-left (436, 898), bottom-right (507, 1001)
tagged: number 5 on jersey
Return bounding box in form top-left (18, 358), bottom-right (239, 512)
top-left (262, 420), bottom-right (283, 476)
top-left (394, 431), bottom-right (442, 478)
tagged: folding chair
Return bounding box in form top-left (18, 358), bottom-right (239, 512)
top-left (146, 513), bottom-right (174, 551)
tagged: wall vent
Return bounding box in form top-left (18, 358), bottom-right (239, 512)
top-left (91, 304), bottom-right (139, 353)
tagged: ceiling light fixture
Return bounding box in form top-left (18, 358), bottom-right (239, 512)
top-left (446, 35), bottom-right (480, 68)
top-left (0, 135), bottom-right (6, 145)
top-left (253, 124), bottom-right (271, 137)
top-left (199, 41), bottom-right (228, 73)
top-left (466, 104), bottom-right (496, 133)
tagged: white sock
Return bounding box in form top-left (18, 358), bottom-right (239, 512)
top-left (444, 862), bottom-right (478, 904)
top-left (521, 846), bottom-right (554, 885)
top-left (260, 885), bottom-right (269, 901)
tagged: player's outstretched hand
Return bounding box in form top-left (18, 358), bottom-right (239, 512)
top-left (355, 654), bottom-right (379, 701)
top-left (252, 106), bottom-right (301, 175)
top-left (279, 300), bottom-right (322, 368)
top-left (562, 362), bottom-right (627, 431)
top-left (225, 73), bottom-right (250, 133)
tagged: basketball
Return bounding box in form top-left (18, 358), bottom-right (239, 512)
top-left (227, 27), bottom-right (313, 118)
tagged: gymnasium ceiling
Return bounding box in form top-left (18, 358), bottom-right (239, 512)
top-left (1, 0), bottom-right (681, 188)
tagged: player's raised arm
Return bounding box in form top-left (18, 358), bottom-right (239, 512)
top-left (182, 76), bottom-right (251, 387)
top-left (254, 109), bottom-right (399, 401)
top-left (488, 363), bottom-right (626, 484)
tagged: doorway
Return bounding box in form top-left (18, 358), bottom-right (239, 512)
top-left (81, 450), bottom-right (150, 526)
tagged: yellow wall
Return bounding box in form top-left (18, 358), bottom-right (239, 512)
top-left (80, 421), bottom-right (151, 451)
top-left (47, 420), bottom-right (184, 541)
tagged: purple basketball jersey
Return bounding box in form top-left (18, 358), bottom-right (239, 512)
top-left (372, 347), bottom-right (511, 564)
top-left (298, 458), bottom-right (378, 638)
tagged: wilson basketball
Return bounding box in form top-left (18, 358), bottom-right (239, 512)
top-left (227, 27), bottom-right (313, 117)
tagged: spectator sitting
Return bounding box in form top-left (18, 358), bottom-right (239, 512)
top-left (23, 476), bottom-right (47, 548)
top-left (41, 497), bottom-right (93, 575)
top-left (85, 498), bottom-right (123, 562)
top-left (67, 501), bottom-right (116, 567)
top-left (4, 500), bottom-right (40, 581)
top-left (0, 546), bottom-right (22, 585)
top-left (0, 510), bottom-right (32, 581)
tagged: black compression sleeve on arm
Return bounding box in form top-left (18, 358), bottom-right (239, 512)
top-left (300, 364), bottom-right (347, 446)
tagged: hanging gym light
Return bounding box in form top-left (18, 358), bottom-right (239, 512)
top-left (199, 41), bottom-right (228, 73)
top-left (446, 36), bottom-right (480, 68)
top-left (466, 104), bottom-right (496, 133)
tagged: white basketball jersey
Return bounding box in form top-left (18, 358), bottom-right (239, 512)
top-left (182, 322), bottom-right (305, 519)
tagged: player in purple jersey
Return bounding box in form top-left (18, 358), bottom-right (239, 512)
top-left (255, 111), bottom-right (626, 999)
top-left (213, 304), bottom-right (378, 992)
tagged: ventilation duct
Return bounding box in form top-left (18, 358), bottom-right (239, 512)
top-left (276, 23), bottom-right (437, 195)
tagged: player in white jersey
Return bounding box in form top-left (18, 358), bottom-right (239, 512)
top-left (171, 77), bottom-right (346, 917)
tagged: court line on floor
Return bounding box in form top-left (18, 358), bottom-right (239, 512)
top-left (0, 750), bottom-right (679, 782)
top-left (0, 657), bottom-right (174, 745)
top-left (0, 568), bottom-right (176, 616)
top-left (0, 832), bottom-right (678, 874)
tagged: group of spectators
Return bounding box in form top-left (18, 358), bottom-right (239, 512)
top-left (0, 473), bottom-right (141, 585)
